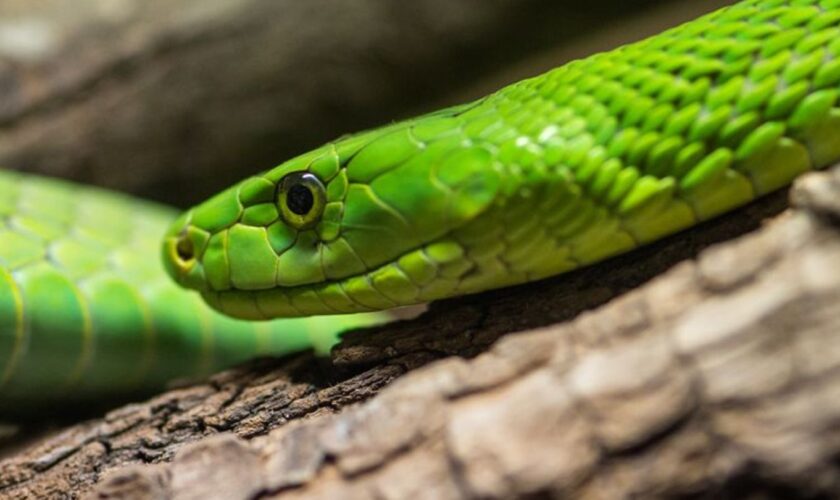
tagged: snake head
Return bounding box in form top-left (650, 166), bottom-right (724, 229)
top-left (163, 115), bottom-right (502, 319)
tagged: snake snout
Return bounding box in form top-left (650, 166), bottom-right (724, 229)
top-left (162, 229), bottom-right (195, 279)
top-left (174, 232), bottom-right (195, 263)
top-left (162, 211), bottom-right (208, 290)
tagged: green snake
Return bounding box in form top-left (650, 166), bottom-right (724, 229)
top-left (3, 0), bottom-right (840, 414)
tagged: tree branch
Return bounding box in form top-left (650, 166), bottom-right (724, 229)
top-left (89, 166), bottom-right (840, 500)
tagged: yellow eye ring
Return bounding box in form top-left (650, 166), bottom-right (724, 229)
top-left (277, 172), bottom-right (326, 229)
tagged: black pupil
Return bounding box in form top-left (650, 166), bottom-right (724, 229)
top-left (287, 183), bottom-right (314, 215)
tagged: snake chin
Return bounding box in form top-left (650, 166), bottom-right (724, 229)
top-left (196, 238), bottom-right (483, 320)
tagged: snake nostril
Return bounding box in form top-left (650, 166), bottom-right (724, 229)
top-left (175, 233), bottom-right (194, 262)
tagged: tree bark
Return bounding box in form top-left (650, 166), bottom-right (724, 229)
top-left (1, 165), bottom-right (837, 498)
top-left (91, 167), bottom-right (840, 500)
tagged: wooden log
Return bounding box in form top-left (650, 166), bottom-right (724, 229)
top-left (85, 167), bottom-right (840, 499)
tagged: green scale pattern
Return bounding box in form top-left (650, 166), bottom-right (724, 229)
top-left (0, 170), bottom-right (380, 412)
top-left (167, 0), bottom-right (840, 319)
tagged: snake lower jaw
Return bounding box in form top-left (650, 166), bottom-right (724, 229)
top-left (191, 239), bottom-right (475, 319)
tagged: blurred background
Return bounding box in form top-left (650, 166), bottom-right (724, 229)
top-left (0, 0), bottom-right (733, 208)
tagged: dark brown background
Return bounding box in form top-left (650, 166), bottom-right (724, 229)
top-left (0, 0), bottom-right (731, 206)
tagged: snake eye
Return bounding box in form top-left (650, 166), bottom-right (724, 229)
top-left (277, 172), bottom-right (326, 229)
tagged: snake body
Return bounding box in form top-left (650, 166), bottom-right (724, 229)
top-left (3, 0), bottom-right (840, 410)
top-left (165, 0), bottom-right (840, 319)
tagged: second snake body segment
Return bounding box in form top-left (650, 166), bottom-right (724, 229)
top-left (166, 0), bottom-right (840, 319)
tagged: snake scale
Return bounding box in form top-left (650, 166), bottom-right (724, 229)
top-left (3, 0), bottom-right (840, 414)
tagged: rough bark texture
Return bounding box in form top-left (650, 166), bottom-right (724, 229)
top-left (2, 165), bottom-right (837, 498)
top-left (82, 167), bottom-right (840, 500)
top-left (0, 0), bottom-right (689, 207)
